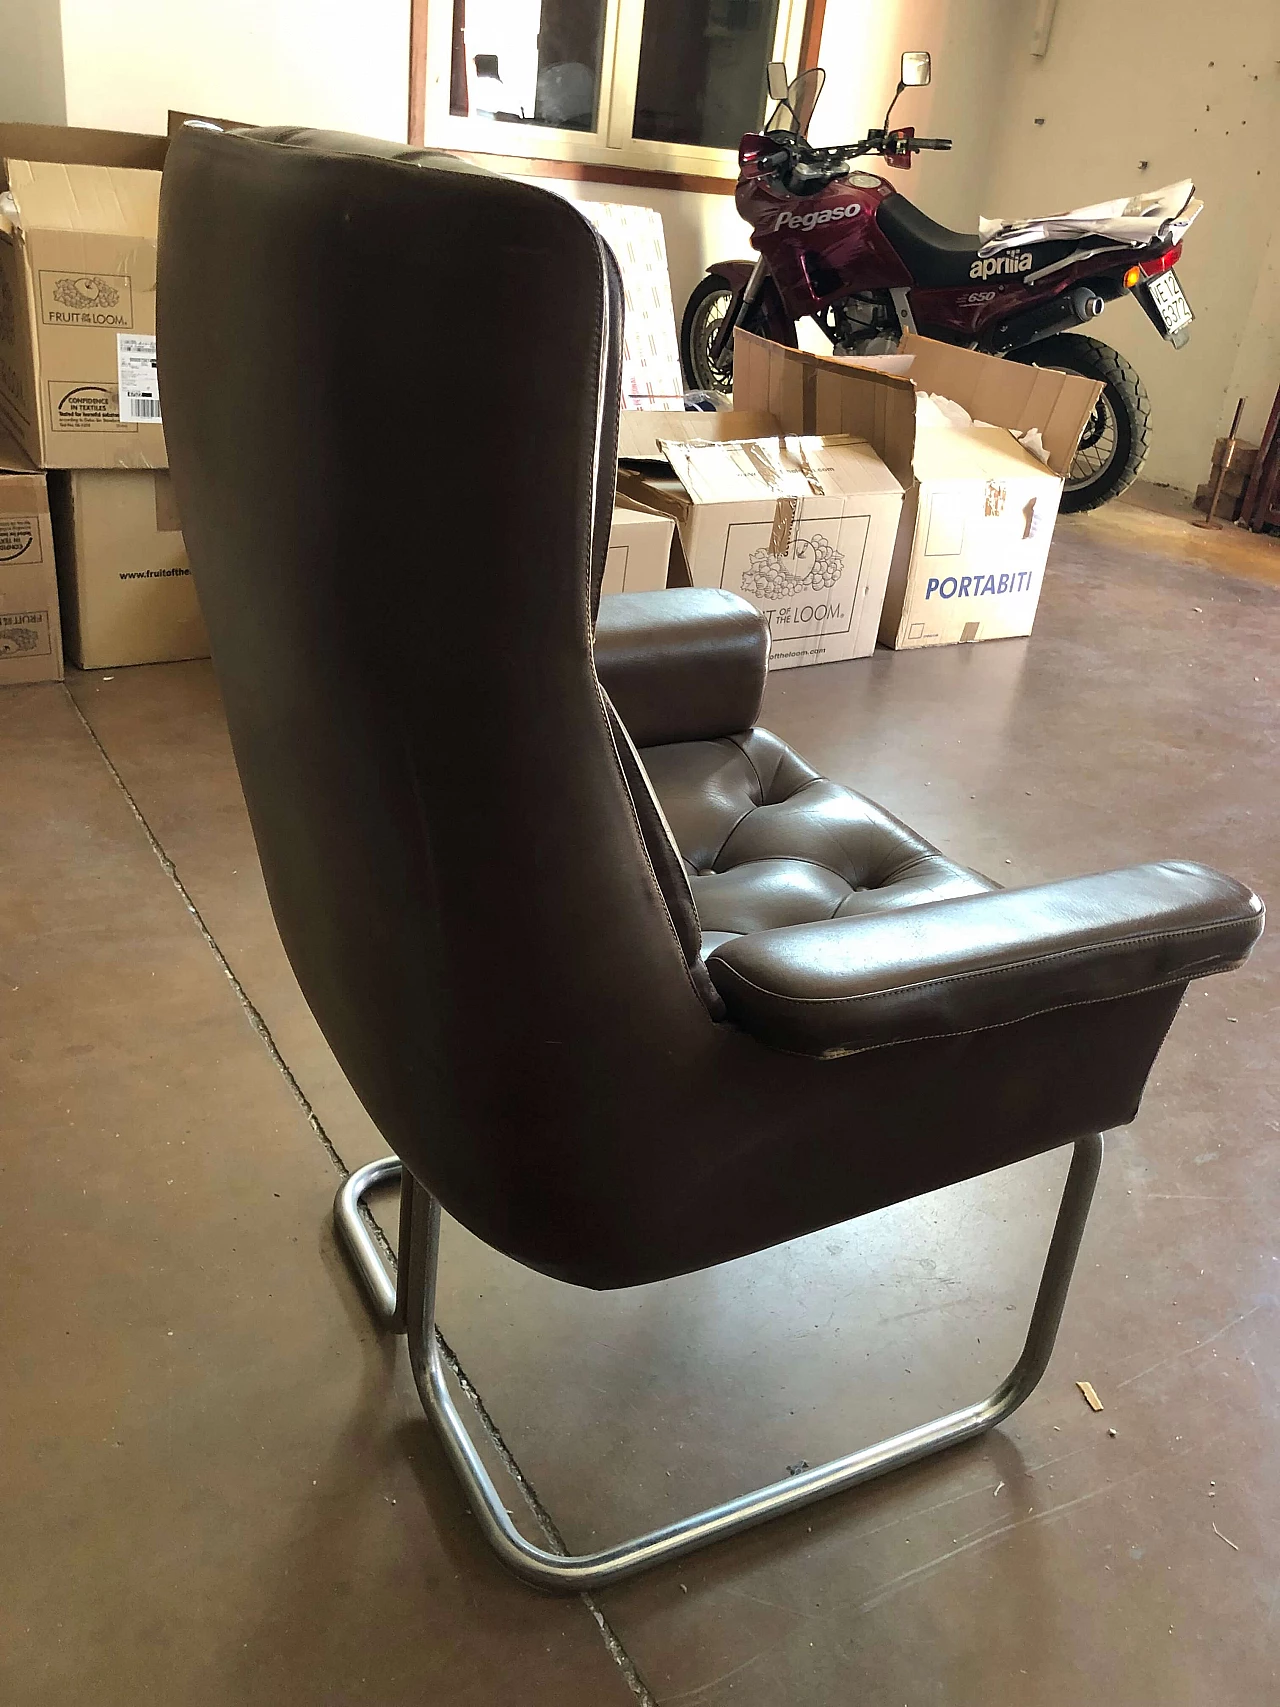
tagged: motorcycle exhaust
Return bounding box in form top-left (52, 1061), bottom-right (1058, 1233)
top-left (985, 286), bottom-right (1104, 355)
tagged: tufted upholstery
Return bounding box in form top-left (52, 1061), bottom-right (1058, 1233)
top-left (641, 729), bottom-right (993, 950)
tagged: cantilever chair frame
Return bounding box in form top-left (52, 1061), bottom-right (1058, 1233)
top-left (335, 1136), bottom-right (1103, 1592)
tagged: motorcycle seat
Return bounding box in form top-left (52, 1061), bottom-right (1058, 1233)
top-left (876, 193), bottom-right (1077, 289)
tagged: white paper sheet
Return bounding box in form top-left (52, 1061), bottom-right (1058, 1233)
top-left (977, 180), bottom-right (1200, 255)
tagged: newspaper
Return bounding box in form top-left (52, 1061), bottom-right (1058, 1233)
top-left (978, 180), bottom-right (1201, 255)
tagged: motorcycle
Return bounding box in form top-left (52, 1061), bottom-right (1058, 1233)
top-left (681, 53), bottom-right (1200, 512)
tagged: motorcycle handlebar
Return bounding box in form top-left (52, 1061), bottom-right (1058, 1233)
top-left (751, 131), bottom-right (952, 188)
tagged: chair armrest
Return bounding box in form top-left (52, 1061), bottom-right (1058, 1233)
top-left (594, 588), bottom-right (769, 747)
top-left (706, 861), bottom-right (1263, 1058)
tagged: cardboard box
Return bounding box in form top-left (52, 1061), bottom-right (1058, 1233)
top-left (622, 431), bottom-right (904, 670)
top-left (49, 468), bottom-right (207, 669)
top-left (887, 424), bottom-right (1065, 647)
top-left (603, 498), bottom-right (675, 595)
top-left (0, 433), bottom-right (62, 683)
top-left (732, 332), bottom-right (1102, 649)
top-left (1194, 437), bottom-right (1258, 522)
top-left (0, 123), bottom-right (168, 470)
top-left (618, 408), bottom-right (780, 464)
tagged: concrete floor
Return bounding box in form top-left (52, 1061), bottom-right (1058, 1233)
top-left (2, 502), bottom-right (1277, 1705)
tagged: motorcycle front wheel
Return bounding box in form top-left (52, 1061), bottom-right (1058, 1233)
top-left (680, 275), bottom-right (799, 396)
top-left (680, 275), bottom-right (738, 395)
top-left (1007, 334), bottom-right (1150, 513)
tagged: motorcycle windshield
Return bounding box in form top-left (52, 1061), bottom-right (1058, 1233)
top-left (769, 67), bottom-right (825, 136)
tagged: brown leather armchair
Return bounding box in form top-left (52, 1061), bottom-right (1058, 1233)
top-left (157, 126), bottom-right (1263, 1590)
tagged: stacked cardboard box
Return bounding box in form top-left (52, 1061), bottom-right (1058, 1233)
top-left (0, 123), bottom-right (209, 670)
top-left (1194, 437), bottom-right (1259, 524)
top-left (0, 432), bottom-right (62, 684)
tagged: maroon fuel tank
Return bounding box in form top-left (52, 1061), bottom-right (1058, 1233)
top-left (736, 167), bottom-right (911, 319)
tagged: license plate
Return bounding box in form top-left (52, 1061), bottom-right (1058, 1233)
top-left (1146, 270), bottom-right (1193, 335)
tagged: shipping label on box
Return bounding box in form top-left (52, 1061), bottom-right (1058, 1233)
top-left (0, 440), bottom-right (63, 684)
top-left (0, 143), bottom-right (167, 469)
top-left (655, 434), bottom-right (903, 670)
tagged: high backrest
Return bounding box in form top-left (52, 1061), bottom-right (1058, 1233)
top-left (157, 127), bottom-right (719, 1269)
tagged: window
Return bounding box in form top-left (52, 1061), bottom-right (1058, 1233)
top-left (419, 0), bottom-right (811, 179)
top-left (449, 0), bottom-right (608, 134)
top-left (632, 0), bottom-right (783, 150)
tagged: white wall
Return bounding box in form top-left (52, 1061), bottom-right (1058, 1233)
top-left (57, 0), bottom-right (410, 139)
top-left (810, 0), bottom-right (1019, 232)
top-left (979, 0), bottom-right (1280, 491)
top-left (0, 0), bottom-right (67, 124)
top-left (1225, 226), bottom-right (1280, 449)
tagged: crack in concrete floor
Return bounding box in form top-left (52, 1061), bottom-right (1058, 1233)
top-left (67, 684), bottom-right (659, 1706)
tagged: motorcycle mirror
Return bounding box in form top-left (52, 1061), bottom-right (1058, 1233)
top-left (474, 53), bottom-right (500, 80)
top-left (766, 61), bottom-right (790, 101)
top-left (901, 50), bottom-right (931, 87)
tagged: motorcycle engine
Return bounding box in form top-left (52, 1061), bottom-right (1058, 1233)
top-left (832, 294), bottom-right (899, 356)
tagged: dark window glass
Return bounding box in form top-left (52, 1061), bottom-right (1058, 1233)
top-left (450, 0), bottom-right (607, 133)
top-left (632, 0), bottom-right (780, 148)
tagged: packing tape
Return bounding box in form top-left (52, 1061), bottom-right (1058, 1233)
top-left (742, 440), bottom-right (783, 490)
top-left (786, 439), bottom-right (826, 496)
top-left (770, 497), bottom-right (798, 558)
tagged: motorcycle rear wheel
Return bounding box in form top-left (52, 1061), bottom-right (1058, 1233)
top-left (1008, 334), bottom-right (1150, 513)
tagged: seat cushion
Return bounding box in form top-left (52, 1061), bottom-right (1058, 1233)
top-left (639, 728), bottom-right (994, 948)
top-left (874, 193), bottom-right (1081, 289)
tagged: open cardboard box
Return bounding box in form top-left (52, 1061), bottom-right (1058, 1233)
top-left (732, 332), bottom-right (1102, 649)
top-left (0, 123), bottom-right (169, 469)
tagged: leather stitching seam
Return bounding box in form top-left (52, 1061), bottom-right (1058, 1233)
top-left (766, 969), bottom-right (1238, 1061)
top-left (709, 911), bottom-right (1261, 1014)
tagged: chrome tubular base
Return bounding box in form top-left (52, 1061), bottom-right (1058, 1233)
top-left (334, 1155), bottom-right (410, 1330)
top-left (334, 1135), bottom-right (1104, 1592)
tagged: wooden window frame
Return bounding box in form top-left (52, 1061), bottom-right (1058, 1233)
top-left (408, 0), bottom-right (825, 194)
